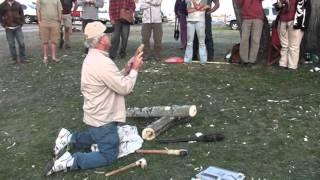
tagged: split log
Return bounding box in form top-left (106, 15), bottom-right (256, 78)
top-left (127, 105), bottom-right (197, 118)
top-left (142, 116), bottom-right (190, 140)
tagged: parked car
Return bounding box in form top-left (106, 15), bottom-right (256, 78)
top-left (20, 1), bottom-right (37, 24)
top-left (225, 7), bottom-right (278, 30)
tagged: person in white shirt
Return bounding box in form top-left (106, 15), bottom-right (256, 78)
top-left (140, 0), bottom-right (163, 61)
top-left (184, 0), bottom-right (209, 64)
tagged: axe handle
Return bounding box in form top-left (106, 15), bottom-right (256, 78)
top-left (136, 149), bottom-right (186, 156)
top-left (105, 162), bottom-right (137, 177)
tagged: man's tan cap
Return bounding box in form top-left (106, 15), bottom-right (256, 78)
top-left (84, 21), bottom-right (106, 39)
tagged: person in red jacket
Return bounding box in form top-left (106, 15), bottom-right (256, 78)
top-left (109, 0), bottom-right (136, 59)
top-left (238, 0), bottom-right (264, 66)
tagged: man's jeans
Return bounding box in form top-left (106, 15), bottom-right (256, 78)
top-left (110, 22), bottom-right (130, 59)
top-left (184, 21), bottom-right (207, 63)
top-left (193, 13), bottom-right (214, 60)
top-left (70, 122), bottom-right (119, 170)
top-left (5, 26), bottom-right (26, 61)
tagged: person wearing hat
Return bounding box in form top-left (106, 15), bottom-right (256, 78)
top-left (44, 21), bottom-right (143, 176)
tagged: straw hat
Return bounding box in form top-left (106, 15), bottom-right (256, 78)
top-left (84, 21), bottom-right (106, 39)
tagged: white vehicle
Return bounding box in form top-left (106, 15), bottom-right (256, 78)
top-left (17, 0), bottom-right (37, 24)
top-left (226, 6), bottom-right (278, 30)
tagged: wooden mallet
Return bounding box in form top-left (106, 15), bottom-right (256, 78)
top-left (105, 158), bottom-right (147, 177)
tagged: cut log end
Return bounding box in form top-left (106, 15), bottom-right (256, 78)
top-left (142, 128), bottom-right (156, 141)
top-left (189, 105), bottom-right (197, 117)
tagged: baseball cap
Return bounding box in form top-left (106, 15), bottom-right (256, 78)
top-left (84, 21), bottom-right (106, 39)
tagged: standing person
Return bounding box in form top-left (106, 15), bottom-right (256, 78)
top-left (109, 0), bottom-right (136, 59)
top-left (0, 0), bottom-right (28, 64)
top-left (238, 0), bottom-right (264, 67)
top-left (44, 21), bottom-right (144, 176)
top-left (184, 0), bottom-right (209, 64)
top-left (174, 0), bottom-right (188, 49)
top-left (75, 0), bottom-right (104, 31)
top-left (140, 0), bottom-right (163, 61)
top-left (60, 0), bottom-right (77, 49)
top-left (277, 0), bottom-right (310, 70)
top-left (36, 0), bottom-right (62, 64)
top-left (192, 0), bottom-right (219, 61)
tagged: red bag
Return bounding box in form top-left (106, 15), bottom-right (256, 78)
top-left (229, 43), bottom-right (241, 64)
top-left (119, 8), bottom-right (134, 24)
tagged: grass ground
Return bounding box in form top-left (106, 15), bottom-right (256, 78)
top-left (0, 24), bottom-right (320, 180)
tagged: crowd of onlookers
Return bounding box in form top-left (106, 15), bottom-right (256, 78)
top-left (0, 0), bottom-right (313, 176)
top-left (0, 0), bottom-right (311, 70)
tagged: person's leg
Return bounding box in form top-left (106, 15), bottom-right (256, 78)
top-left (109, 22), bottom-right (121, 59)
top-left (64, 14), bottom-right (73, 48)
top-left (50, 24), bottom-right (60, 61)
top-left (5, 29), bottom-right (18, 63)
top-left (70, 130), bottom-right (95, 150)
top-left (179, 15), bottom-right (187, 48)
top-left (15, 26), bottom-right (26, 61)
top-left (184, 22), bottom-right (196, 63)
top-left (205, 14), bottom-right (214, 61)
top-left (71, 122), bottom-right (119, 170)
top-left (248, 19), bottom-right (263, 63)
top-left (192, 31), bottom-right (199, 60)
top-left (40, 24), bottom-right (50, 63)
top-left (287, 22), bottom-right (304, 69)
top-left (141, 23), bottom-right (152, 60)
top-left (196, 21), bottom-right (207, 64)
top-left (278, 21), bottom-right (289, 68)
top-left (239, 19), bottom-right (252, 63)
top-left (153, 23), bottom-right (163, 60)
top-left (119, 22), bottom-right (130, 58)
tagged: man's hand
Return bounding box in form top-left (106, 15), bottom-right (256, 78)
top-left (131, 51), bottom-right (143, 71)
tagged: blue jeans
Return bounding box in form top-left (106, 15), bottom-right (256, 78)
top-left (110, 21), bottom-right (130, 59)
top-left (70, 122), bottom-right (119, 170)
top-left (5, 26), bottom-right (26, 61)
top-left (184, 21), bottom-right (207, 63)
top-left (193, 13), bottom-right (214, 60)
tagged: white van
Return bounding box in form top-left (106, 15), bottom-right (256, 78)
top-left (17, 0), bottom-right (37, 24)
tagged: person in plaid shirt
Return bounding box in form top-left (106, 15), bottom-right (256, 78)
top-left (109, 0), bottom-right (136, 59)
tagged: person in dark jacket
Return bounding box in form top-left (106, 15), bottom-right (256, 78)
top-left (0, 0), bottom-right (28, 64)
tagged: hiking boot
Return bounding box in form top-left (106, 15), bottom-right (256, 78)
top-left (53, 128), bottom-right (71, 157)
top-left (44, 151), bottom-right (74, 176)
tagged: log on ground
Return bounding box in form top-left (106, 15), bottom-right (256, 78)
top-left (142, 116), bottom-right (190, 140)
top-left (127, 105), bottom-right (197, 118)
